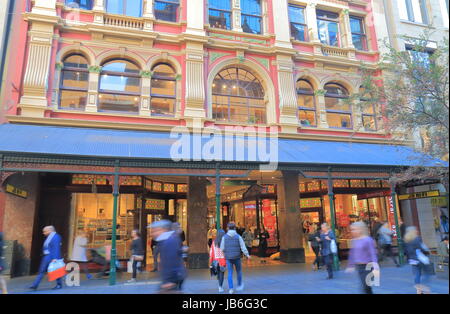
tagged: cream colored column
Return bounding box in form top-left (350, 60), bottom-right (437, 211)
top-left (232, 0), bottom-right (243, 32)
top-left (306, 3), bottom-right (322, 55)
top-left (186, 0), bottom-right (205, 36)
top-left (86, 70), bottom-right (101, 112)
top-left (277, 55), bottom-right (299, 134)
top-left (184, 43), bottom-right (206, 121)
top-left (273, 0), bottom-right (292, 49)
top-left (93, 0), bottom-right (105, 25)
top-left (341, 10), bottom-right (356, 59)
top-left (19, 1), bottom-right (58, 117)
top-left (143, 0), bottom-right (155, 31)
top-left (316, 92), bottom-right (329, 128)
top-left (140, 74), bottom-right (151, 116)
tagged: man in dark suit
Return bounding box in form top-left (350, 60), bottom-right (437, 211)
top-left (29, 226), bottom-right (63, 290)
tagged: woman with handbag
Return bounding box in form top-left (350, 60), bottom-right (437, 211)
top-left (404, 226), bottom-right (433, 294)
top-left (128, 229), bottom-right (145, 283)
top-left (317, 223), bottom-right (336, 280)
top-left (209, 229), bottom-right (226, 293)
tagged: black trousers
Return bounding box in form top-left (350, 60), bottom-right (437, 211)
top-left (323, 254), bottom-right (333, 278)
top-left (312, 246), bottom-right (321, 267)
top-left (132, 260), bottom-right (139, 279)
top-left (380, 244), bottom-right (399, 265)
top-left (356, 264), bottom-right (374, 294)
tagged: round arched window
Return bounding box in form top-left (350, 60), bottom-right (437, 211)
top-left (98, 59), bottom-right (141, 113)
top-left (324, 83), bottom-right (352, 129)
top-left (297, 79), bottom-right (316, 126)
top-left (151, 63), bottom-right (176, 116)
top-left (212, 67), bottom-right (265, 124)
top-left (59, 54), bottom-right (89, 110)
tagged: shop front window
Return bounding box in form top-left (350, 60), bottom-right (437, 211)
top-left (317, 10), bottom-right (340, 47)
top-left (59, 54), bottom-right (89, 110)
top-left (154, 0), bottom-right (179, 22)
top-left (151, 63), bottom-right (176, 116)
top-left (241, 0), bottom-right (262, 34)
top-left (106, 0), bottom-right (143, 17)
top-left (209, 0), bottom-right (232, 30)
top-left (350, 16), bottom-right (368, 51)
top-left (212, 67), bottom-right (266, 124)
top-left (66, 0), bottom-right (93, 10)
top-left (99, 59), bottom-right (141, 113)
top-left (324, 83), bottom-right (352, 129)
top-left (289, 4), bottom-right (308, 42)
top-left (297, 79), bottom-right (316, 126)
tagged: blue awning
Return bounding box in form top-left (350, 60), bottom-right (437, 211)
top-left (0, 123), bottom-right (446, 167)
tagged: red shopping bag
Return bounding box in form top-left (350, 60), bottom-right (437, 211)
top-left (47, 259), bottom-right (67, 282)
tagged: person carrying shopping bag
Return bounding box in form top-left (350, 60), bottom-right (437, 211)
top-left (209, 229), bottom-right (227, 293)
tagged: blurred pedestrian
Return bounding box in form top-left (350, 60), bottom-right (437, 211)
top-left (149, 220), bottom-right (186, 293)
top-left (209, 229), bottom-right (226, 293)
top-left (242, 228), bottom-right (254, 256)
top-left (220, 222), bottom-right (251, 294)
top-left (71, 230), bottom-right (92, 280)
top-left (29, 226), bottom-right (63, 290)
top-left (150, 237), bottom-right (159, 272)
top-left (128, 229), bottom-right (145, 283)
top-left (258, 226), bottom-right (269, 261)
top-left (172, 222), bottom-right (188, 264)
top-left (0, 232), bottom-right (7, 294)
top-left (404, 226), bottom-right (433, 294)
top-left (346, 222), bottom-right (379, 294)
top-left (308, 224), bottom-right (322, 271)
top-left (377, 221), bottom-right (400, 267)
top-left (438, 236), bottom-right (449, 263)
top-left (207, 225), bottom-right (217, 248)
top-left (317, 223), bottom-right (336, 279)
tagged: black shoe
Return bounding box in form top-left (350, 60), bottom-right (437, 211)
top-left (52, 285), bottom-right (62, 290)
top-left (151, 269), bottom-right (158, 272)
top-left (326, 276), bottom-right (334, 280)
top-left (28, 286), bottom-right (38, 291)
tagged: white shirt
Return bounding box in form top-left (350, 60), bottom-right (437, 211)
top-left (71, 236), bottom-right (88, 262)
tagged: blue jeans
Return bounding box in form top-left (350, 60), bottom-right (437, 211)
top-left (412, 263), bottom-right (430, 285)
top-left (226, 259), bottom-right (242, 289)
top-left (32, 255), bottom-right (63, 288)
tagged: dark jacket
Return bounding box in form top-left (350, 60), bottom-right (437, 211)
top-left (405, 236), bottom-right (429, 262)
top-left (131, 237), bottom-right (145, 256)
top-left (320, 230), bottom-right (336, 256)
top-left (158, 232), bottom-right (186, 284)
top-left (259, 231), bottom-right (269, 247)
top-left (308, 231), bottom-right (321, 248)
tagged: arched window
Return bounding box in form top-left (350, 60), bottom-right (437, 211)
top-left (99, 59), bottom-right (141, 113)
top-left (359, 86), bottom-right (377, 131)
top-left (151, 63), bottom-right (176, 116)
top-left (59, 54), bottom-right (89, 110)
top-left (241, 0), bottom-right (262, 34)
top-left (212, 67), bottom-right (265, 124)
top-left (106, 0), bottom-right (143, 17)
top-left (324, 83), bottom-right (352, 129)
top-left (297, 79), bottom-right (316, 126)
top-left (66, 0), bottom-right (93, 10)
top-left (154, 0), bottom-right (179, 22)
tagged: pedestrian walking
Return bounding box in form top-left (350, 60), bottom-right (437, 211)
top-left (29, 226), bottom-right (63, 290)
top-left (71, 230), bottom-right (92, 280)
top-left (438, 236), bottom-right (449, 263)
top-left (345, 222), bottom-right (379, 294)
top-left (377, 221), bottom-right (400, 267)
top-left (207, 225), bottom-right (217, 249)
top-left (404, 226), bottom-right (433, 294)
top-left (150, 237), bottom-right (159, 272)
top-left (220, 222), bottom-right (251, 294)
top-left (0, 232), bottom-right (7, 294)
top-left (128, 229), bottom-right (145, 283)
top-left (172, 222), bottom-right (188, 265)
top-left (149, 220), bottom-right (186, 293)
top-left (308, 224), bottom-right (322, 271)
top-left (258, 226), bottom-right (269, 260)
top-left (242, 228), bottom-right (254, 256)
top-left (209, 229), bottom-right (226, 293)
top-left (317, 223), bottom-right (336, 279)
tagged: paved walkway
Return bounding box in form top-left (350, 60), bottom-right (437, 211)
top-left (4, 259), bottom-right (449, 294)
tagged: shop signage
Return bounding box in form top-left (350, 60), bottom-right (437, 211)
top-left (223, 180), bottom-right (257, 186)
top-left (5, 184), bottom-right (28, 198)
top-left (388, 196), bottom-right (397, 238)
top-left (431, 197), bottom-right (448, 207)
top-left (398, 190), bottom-right (440, 201)
top-left (357, 190), bottom-right (391, 200)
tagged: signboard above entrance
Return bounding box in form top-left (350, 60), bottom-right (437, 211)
top-left (398, 190), bottom-right (440, 201)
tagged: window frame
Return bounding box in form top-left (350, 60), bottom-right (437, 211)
top-left (324, 83), bottom-right (352, 129)
top-left (349, 16), bottom-right (368, 51)
top-left (150, 63), bottom-right (177, 117)
top-left (316, 10), bottom-right (341, 47)
top-left (208, 0), bottom-right (232, 30)
top-left (359, 87), bottom-right (377, 131)
top-left (212, 67), bottom-right (266, 124)
top-left (98, 58), bottom-right (142, 114)
top-left (288, 4), bottom-right (308, 42)
top-left (296, 79), bottom-right (316, 127)
top-left (404, 0), bottom-right (429, 24)
top-left (59, 54), bottom-right (90, 111)
top-left (241, 0), bottom-right (263, 35)
top-left (106, 0), bottom-right (143, 17)
top-left (65, 0), bottom-right (93, 10)
top-left (154, 0), bottom-right (180, 22)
